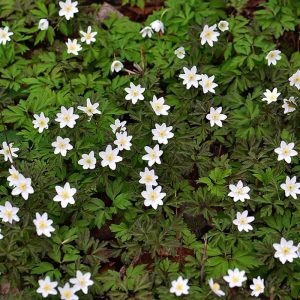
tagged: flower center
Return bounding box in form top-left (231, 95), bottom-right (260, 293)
top-left (5, 149), bottom-right (10, 155)
top-left (59, 142), bottom-right (66, 149)
top-left (282, 148), bottom-right (290, 155)
top-left (205, 81), bottom-right (212, 88)
top-left (154, 104), bottom-right (162, 111)
top-left (79, 279), bottom-right (86, 286)
top-left (212, 113), bottom-right (219, 121)
top-left (69, 44), bottom-right (76, 51)
top-left (5, 210), bottom-right (12, 218)
top-left (149, 191), bottom-right (156, 201)
top-left (19, 182), bottom-right (27, 191)
top-left (43, 283), bottom-right (51, 292)
top-left (294, 76), bottom-right (300, 84)
top-left (287, 184), bottom-right (294, 191)
top-left (65, 5), bottom-right (72, 12)
top-left (149, 152), bottom-right (156, 159)
top-left (131, 90), bottom-right (139, 97)
top-left (62, 191), bottom-right (69, 199)
top-left (232, 276), bottom-right (240, 284)
top-left (204, 31), bottom-right (212, 39)
top-left (145, 175), bottom-right (153, 182)
top-left (39, 120), bottom-right (45, 126)
top-left (39, 220), bottom-right (47, 229)
top-left (1, 32), bottom-right (7, 39)
top-left (176, 283), bottom-right (183, 291)
top-left (282, 246), bottom-right (290, 255)
top-left (212, 283), bottom-right (220, 291)
top-left (159, 130), bottom-right (166, 137)
top-left (239, 217), bottom-right (247, 225)
top-left (188, 74), bottom-right (195, 81)
top-left (86, 158), bottom-right (92, 164)
top-left (106, 154), bottom-right (114, 162)
top-left (255, 283), bottom-right (262, 292)
top-left (63, 290), bottom-right (72, 298)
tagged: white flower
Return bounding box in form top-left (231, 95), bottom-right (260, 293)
top-left (53, 182), bottom-right (76, 208)
top-left (80, 26), bottom-right (97, 44)
top-left (125, 82), bottom-right (145, 104)
top-left (174, 47), bottom-right (185, 59)
top-left (206, 107), bottom-right (227, 127)
top-left (150, 20), bottom-right (164, 33)
top-left (266, 50), bottom-right (281, 66)
top-left (262, 88), bottom-right (280, 104)
top-left (37, 276), bottom-right (58, 298)
top-left (33, 213), bottom-right (55, 237)
top-left (114, 132), bottom-right (132, 151)
top-left (110, 119), bottom-right (127, 134)
top-left (282, 97), bottom-right (297, 114)
top-left (59, 0), bottom-right (78, 20)
top-left (0, 229), bottom-right (3, 240)
top-left (228, 180), bottom-right (250, 202)
top-left (140, 26), bottom-right (153, 38)
top-left (150, 96), bottom-right (170, 116)
top-left (139, 167), bottom-right (158, 186)
top-left (55, 106), bottom-right (79, 128)
top-left (179, 66), bottom-right (202, 89)
top-left (77, 98), bottom-right (101, 119)
top-left (7, 166), bottom-right (22, 187)
top-left (218, 20), bottom-right (229, 32)
top-left (0, 26), bottom-right (13, 45)
top-left (38, 19), bottom-right (49, 31)
top-left (199, 74), bottom-right (218, 94)
top-left (99, 145), bottom-right (122, 170)
top-left (170, 276), bottom-right (189, 297)
top-left (274, 141), bottom-right (298, 163)
top-left (152, 123), bottom-right (174, 145)
top-left (0, 201), bottom-right (19, 224)
top-left (51, 136), bottom-right (73, 157)
top-left (208, 278), bottom-right (225, 297)
top-left (200, 24), bottom-right (220, 47)
top-left (66, 39), bottom-right (82, 55)
top-left (233, 210), bottom-right (254, 232)
top-left (69, 271), bottom-right (94, 294)
top-left (33, 112), bottom-right (49, 133)
top-left (111, 60), bottom-right (124, 73)
top-left (273, 237), bottom-right (298, 264)
top-left (142, 185), bottom-right (166, 209)
top-left (250, 276), bottom-right (265, 297)
top-left (0, 142), bottom-right (19, 163)
top-left (289, 69), bottom-right (300, 90)
top-left (280, 176), bottom-right (300, 199)
top-left (58, 283), bottom-right (78, 300)
top-left (223, 268), bottom-right (247, 288)
top-left (142, 145), bottom-right (163, 167)
top-left (11, 176), bottom-right (34, 200)
top-left (297, 243), bottom-right (300, 258)
top-left (78, 151), bottom-right (96, 169)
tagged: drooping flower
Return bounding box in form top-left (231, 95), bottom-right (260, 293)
top-left (289, 69), bottom-right (300, 90)
top-left (33, 112), bottom-right (50, 133)
top-left (142, 145), bottom-right (163, 167)
top-left (150, 96), bottom-right (170, 116)
top-left (111, 60), bottom-right (124, 73)
top-left (99, 145), bottom-right (122, 170)
top-left (0, 201), bottom-right (19, 224)
top-left (282, 97), bottom-right (297, 114)
top-left (66, 39), bottom-right (82, 55)
top-left (58, 283), bottom-right (78, 300)
top-left (223, 268), bottom-right (247, 288)
top-left (69, 271), bottom-right (94, 294)
top-left (274, 141), bottom-right (298, 164)
top-left (266, 50), bottom-right (281, 66)
top-left (250, 276), bottom-right (265, 297)
top-left (174, 47), bottom-right (185, 59)
top-left (77, 98), bottom-right (101, 119)
top-left (140, 26), bottom-right (153, 38)
top-left (208, 278), bottom-right (225, 297)
top-left (262, 88), bottom-right (280, 104)
top-left (38, 19), bottom-right (49, 31)
top-left (218, 20), bottom-right (229, 32)
top-left (78, 151), bottom-right (97, 169)
top-left (280, 176), bottom-right (300, 199)
top-left (273, 237), bottom-right (298, 264)
top-left (114, 132), bottom-right (132, 151)
top-left (233, 210), bottom-right (254, 232)
top-left (179, 66), bottom-right (202, 89)
top-left (200, 24), bottom-right (220, 47)
top-left (33, 213), bottom-right (55, 237)
top-left (206, 107), bottom-right (227, 127)
top-left (110, 119), bottom-right (127, 134)
top-left (199, 74), bottom-right (218, 94)
top-left (150, 20), bottom-right (164, 33)
top-left (152, 123), bottom-right (174, 145)
top-left (11, 175), bottom-right (34, 200)
top-left (0, 142), bottom-right (19, 163)
top-left (37, 276), bottom-right (58, 298)
top-left (139, 167), bottom-right (158, 186)
top-left (80, 26), bottom-right (97, 44)
top-left (228, 180), bottom-right (250, 202)
top-left (53, 182), bottom-right (77, 208)
top-left (51, 136), bottom-right (73, 157)
top-left (0, 26), bottom-right (13, 45)
top-left (59, 0), bottom-right (78, 20)
top-left (169, 276), bottom-right (189, 297)
top-left (125, 82), bottom-right (145, 104)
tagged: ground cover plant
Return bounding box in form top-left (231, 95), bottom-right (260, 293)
top-left (0, 0), bottom-right (300, 299)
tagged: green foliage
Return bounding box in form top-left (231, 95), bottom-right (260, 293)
top-left (0, 0), bottom-right (299, 299)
